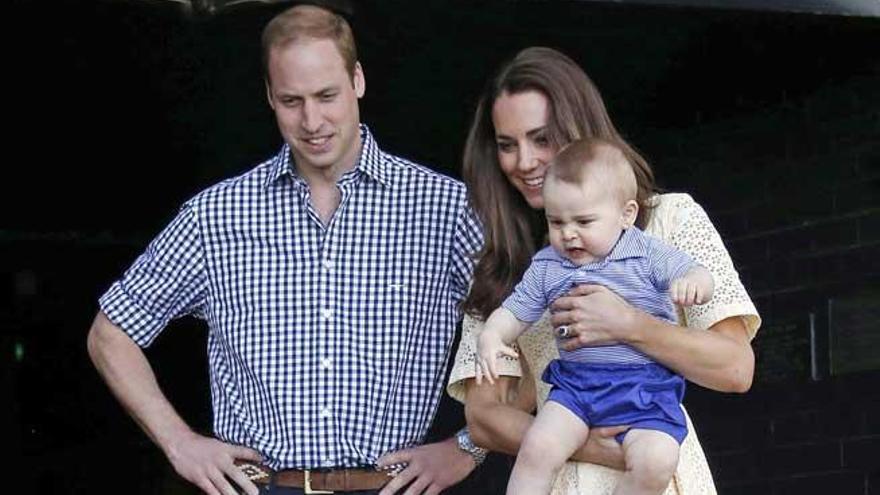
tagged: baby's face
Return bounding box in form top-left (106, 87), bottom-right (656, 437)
top-left (543, 179), bottom-right (627, 266)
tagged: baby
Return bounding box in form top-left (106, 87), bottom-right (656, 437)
top-left (477, 138), bottom-right (714, 495)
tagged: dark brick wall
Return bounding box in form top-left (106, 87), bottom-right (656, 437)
top-left (641, 75), bottom-right (879, 310)
top-left (641, 69), bottom-right (880, 494)
top-left (687, 370), bottom-right (880, 494)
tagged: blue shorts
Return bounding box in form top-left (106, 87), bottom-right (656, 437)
top-left (542, 359), bottom-right (688, 444)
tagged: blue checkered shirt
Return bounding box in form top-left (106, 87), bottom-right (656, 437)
top-left (99, 126), bottom-right (483, 470)
top-left (503, 227), bottom-right (696, 365)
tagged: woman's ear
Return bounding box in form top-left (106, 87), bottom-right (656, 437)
top-left (621, 199), bottom-right (639, 228)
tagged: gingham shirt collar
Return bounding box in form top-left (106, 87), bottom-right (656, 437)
top-left (264, 124), bottom-right (391, 189)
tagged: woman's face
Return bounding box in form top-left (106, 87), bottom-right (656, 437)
top-left (491, 90), bottom-right (559, 209)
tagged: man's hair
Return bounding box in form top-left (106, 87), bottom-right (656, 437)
top-left (547, 138), bottom-right (638, 205)
top-left (261, 4), bottom-right (358, 81)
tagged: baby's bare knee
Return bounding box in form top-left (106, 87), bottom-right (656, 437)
top-left (518, 433), bottom-right (557, 468)
top-left (625, 432), bottom-right (680, 492)
top-left (631, 455), bottom-right (677, 491)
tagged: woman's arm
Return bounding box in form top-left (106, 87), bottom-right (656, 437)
top-left (464, 376), bottom-right (535, 456)
top-left (451, 313), bottom-right (628, 469)
top-left (464, 370), bottom-right (627, 469)
top-left (449, 315), bottom-right (537, 455)
top-left (552, 288), bottom-right (754, 392)
top-left (629, 313), bottom-right (753, 392)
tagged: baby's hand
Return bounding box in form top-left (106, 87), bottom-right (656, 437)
top-left (670, 266), bottom-right (714, 306)
top-left (476, 330), bottom-right (518, 385)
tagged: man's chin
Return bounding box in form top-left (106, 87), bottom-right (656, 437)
top-left (291, 150), bottom-right (337, 170)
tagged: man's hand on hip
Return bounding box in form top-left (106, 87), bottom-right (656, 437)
top-left (376, 437), bottom-right (476, 495)
top-left (164, 430), bottom-right (263, 495)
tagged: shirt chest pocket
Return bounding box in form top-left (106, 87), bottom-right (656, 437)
top-left (341, 235), bottom-right (448, 361)
top-left (353, 253), bottom-right (443, 329)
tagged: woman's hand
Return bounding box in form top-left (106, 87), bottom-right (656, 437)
top-left (552, 285), bottom-right (755, 393)
top-left (571, 425), bottom-right (629, 470)
top-left (550, 284), bottom-right (643, 351)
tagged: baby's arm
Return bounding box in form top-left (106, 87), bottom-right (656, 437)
top-left (670, 265), bottom-right (715, 306)
top-left (476, 307), bottom-right (529, 385)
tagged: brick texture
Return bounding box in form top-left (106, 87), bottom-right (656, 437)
top-left (652, 70), bottom-right (880, 494)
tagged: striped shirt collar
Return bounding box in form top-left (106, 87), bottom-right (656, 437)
top-left (535, 226), bottom-right (649, 267)
top-left (264, 124), bottom-right (391, 189)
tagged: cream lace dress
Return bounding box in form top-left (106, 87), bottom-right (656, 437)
top-left (447, 193), bottom-right (761, 495)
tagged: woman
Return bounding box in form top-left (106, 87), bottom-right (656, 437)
top-left (446, 47), bottom-right (761, 494)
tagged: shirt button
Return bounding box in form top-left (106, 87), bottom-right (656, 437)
top-left (322, 457), bottom-right (333, 466)
top-left (321, 358), bottom-right (332, 369)
top-left (323, 259), bottom-right (333, 271)
top-left (322, 309), bottom-right (333, 320)
top-left (320, 407), bottom-right (332, 418)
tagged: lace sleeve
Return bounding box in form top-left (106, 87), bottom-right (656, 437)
top-left (661, 194), bottom-right (761, 338)
top-left (446, 313), bottom-right (524, 404)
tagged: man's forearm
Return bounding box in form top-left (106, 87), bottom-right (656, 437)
top-left (86, 312), bottom-right (193, 453)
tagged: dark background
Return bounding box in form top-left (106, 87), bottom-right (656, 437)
top-left (5, 0), bottom-right (879, 493)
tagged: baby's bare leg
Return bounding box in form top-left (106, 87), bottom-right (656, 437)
top-left (507, 401), bottom-right (590, 495)
top-left (613, 428), bottom-right (680, 495)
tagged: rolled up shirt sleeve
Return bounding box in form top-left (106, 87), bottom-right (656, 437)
top-left (99, 202), bottom-right (207, 347)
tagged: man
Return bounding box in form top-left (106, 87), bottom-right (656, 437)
top-left (87, 4), bottom-right (485, 494)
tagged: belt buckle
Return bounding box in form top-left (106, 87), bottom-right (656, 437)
top-left (304, 470), bottom-right (334, 494)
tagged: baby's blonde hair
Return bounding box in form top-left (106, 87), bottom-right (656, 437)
top-left (545, 137), bottom-right (638, 205)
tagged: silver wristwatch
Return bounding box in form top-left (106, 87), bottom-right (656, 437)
top-left (455, 427), bottom-right (488, 466)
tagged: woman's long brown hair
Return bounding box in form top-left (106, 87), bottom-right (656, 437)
top-left (462, 47), bottom-right (657, 319)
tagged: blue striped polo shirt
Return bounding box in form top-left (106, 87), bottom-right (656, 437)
top-left (503, 227), bottom-right (696, 365)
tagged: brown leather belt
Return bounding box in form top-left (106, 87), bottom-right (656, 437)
top-left (235, 461), bottom-right (393, 493)
top-left (273, 468), bottom-right (392, 492)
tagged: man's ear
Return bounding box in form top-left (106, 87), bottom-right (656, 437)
top-left (621, 199), bottom-right (639, 228)
top-left (353, 61), bottom-right (365, 98)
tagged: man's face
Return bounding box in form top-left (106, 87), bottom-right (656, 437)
top-left (266, 38), bottom-right (365, 179)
